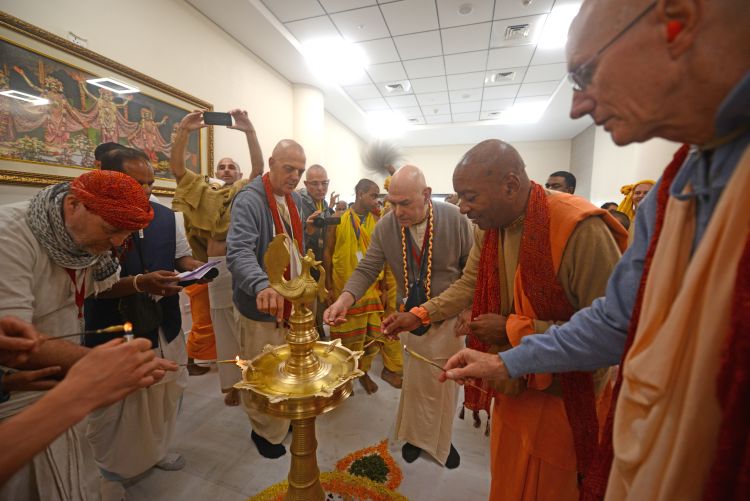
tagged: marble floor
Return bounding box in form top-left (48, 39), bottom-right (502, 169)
top-left (124, 354), bottom-right (492, 500)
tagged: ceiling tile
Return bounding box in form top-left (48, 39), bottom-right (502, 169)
top-left (387, 95), bottom-right (419, 108)
top-left (487, 45), bottom-right (535, 68)
top-left (453, 111), bottom-right (480, 122)
top-left (342, 71), bottom-right (375, 85)
top-left (320, 0), bottom-right (376, 14)
top-left (416, 91), bottom-right (450, 105)
top-left (357, 97), bottom-right (390, 110)
top-left (484, 66), bottom-right (527, 86)
top-left (449, 88), bottom-right (483, 102)
top-left (482, 84), bottom-right (519, 99)
top-left (344, 83), bottom-right (382, 99)
top-left (422, 103), bottom-right (452, 115)
top-left (393, 31), bottom-right (443, 60)
top-left (425, 114), bottom-right (452, 124)
top-left (441, 22), bottom-right (492, 54)
top-left (490, 14), bottom-right (547, 48)
top-left (481, 98), bottom-right (514, 111)
top-left (451, 101), bottom-right (481, 113)
top-left (437, 0), bottom-right (494, 28)
top-left (518, 81), bottom-right (559, 97)
top-left (447, 72), bottom-right (486, 90)
top-left (403, 56), bottom-right (445, 79)
top-left (524, 63), bottom-right (567, 83)
top-left (410, 76), bottom-right (448, 93)
top-left (444, 51), bottom-right (488, 75)
top-left (531, 46), bottom-right (567, 65)
top-left (493, 0), bottom-right (554, 20)
top-left (380, 0), bottom-right (439, 36)
top-left (397, 106), bottom-right (424, 118)
top-left (356, 38), bottom-right (401, 64)
top-left (262, 0), bottom-right (325, 22)
top-left (285, 16), bottom-right (340, 43)
top-left (367, 61), bottom-right (407, 82)
top-left (331, 6), bottom-right (390, 42)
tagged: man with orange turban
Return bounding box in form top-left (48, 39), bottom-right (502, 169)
top-left (0, 170), bottom-right (176, 501)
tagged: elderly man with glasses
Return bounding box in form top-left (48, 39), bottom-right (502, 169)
top-left (442, 0), bottom-right (750, 499)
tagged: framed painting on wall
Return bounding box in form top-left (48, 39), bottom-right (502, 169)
top-left (0, 12), bottom-right (214, 196)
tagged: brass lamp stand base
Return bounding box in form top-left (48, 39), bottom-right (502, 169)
top-left (285, 417), bottom-right (324, 501)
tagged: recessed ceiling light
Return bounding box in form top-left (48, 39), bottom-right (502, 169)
top-left (86, 77), bottom-right (140, 94)
top-left (303, 37), bottom-right (369, 85)
top-left (538, 3), bottom-right (582, 49)
top-left (0, 89), bottom-right (49, 105)
top-left (458, 3), bottom-right (473, 15)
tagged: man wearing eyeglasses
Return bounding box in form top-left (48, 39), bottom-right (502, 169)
top-left (441, 0), bottom-right (750, 499)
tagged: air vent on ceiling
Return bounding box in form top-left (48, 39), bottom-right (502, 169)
top-left (407, 117), bottom-right (420, 123)
top-left (486, 71), bottom-right (516, 84)
top-left (504, 24), bottom-right (531, 41)
top-left (383, 80), bottom-right (411, 95)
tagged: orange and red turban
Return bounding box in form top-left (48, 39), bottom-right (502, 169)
top-left (70, 170), bottom-right (153, 230)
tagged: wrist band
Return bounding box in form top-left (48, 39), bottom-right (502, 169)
top-left (133, 274), bottom-right (144, 292)
top-left (409, 306), bottom-right (431, 326)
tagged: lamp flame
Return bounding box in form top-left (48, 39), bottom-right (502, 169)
top-left (123, 322), bottom-right (133, 333)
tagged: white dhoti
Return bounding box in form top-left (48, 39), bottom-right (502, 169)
top-left (208, 256), bottom-right (241, 391)
top-left (235, 312), bottom-right (290, 444)
top-left (395, 317), bottom-right (462, 464)
top-left (85, 329), bottom-right (188, 479)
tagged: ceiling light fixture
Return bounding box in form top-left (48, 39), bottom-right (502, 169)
top-left (492, 100), bottom-right (549, 124)
top-left (86, 77), bottom-right (140, 94)
top-left (458, 3), bottom-right (474, 15)
top-left (303, 37), bottom-right (369, 85)
top-left (0, 89), bottom-right (49, 105)
top-left (537, 2), bottom-right (582, 50)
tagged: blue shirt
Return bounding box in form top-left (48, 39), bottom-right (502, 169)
top-left (501, 72), bottom-right (750, 377)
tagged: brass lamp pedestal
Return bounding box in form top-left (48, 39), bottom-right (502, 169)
top-left (235, 235), bottom-right (362, 501)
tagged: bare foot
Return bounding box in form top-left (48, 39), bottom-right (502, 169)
top-left (224, 388), bottom-right (240, 406)
top-left (359, 373), bottom-right (379, 394)
top-left (381, 368), bottom-right (403, 389)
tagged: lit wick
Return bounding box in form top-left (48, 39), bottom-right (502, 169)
top-left (123, 322), bottom-right (134, 342)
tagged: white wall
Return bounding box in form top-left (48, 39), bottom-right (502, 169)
top-left (321, 113), bottom-right (366, 203)
top-left (1, 0), bottom-right (368, 203)
top-left (401, 140), bottom-right (572, 194)
top-left (589, 128), bottom-right (680, 207)
top-left (570, 125), bottom-right (596, 199)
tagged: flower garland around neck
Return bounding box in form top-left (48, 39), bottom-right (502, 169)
top-left (400, 201), bottom-right (434, 302)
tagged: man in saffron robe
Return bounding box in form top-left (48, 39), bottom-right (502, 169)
top-left (441, 0), bottom-right (750, 499)
top-left (386, 140), bottom-right (626, 500)
top-left (227, 139), bottom-right (306, 459)
top-left (323, 178), bottom-right (402, 394)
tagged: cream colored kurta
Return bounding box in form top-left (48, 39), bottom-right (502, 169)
top-left (607, 148), bottom-right (750, 500)
top-left (343, 202), bottom-right (473, 464)
top-left (0, 201), bottom-right (100, 501)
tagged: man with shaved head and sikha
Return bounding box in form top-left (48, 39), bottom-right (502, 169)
top-left (325, 165), bottom-right (472, 469)
top-left (227, 138), bottom-right (306, 459)
top-left (441, 0), bottom-right (750, 498)
top-left (386, 141), bottom-right (627, 499)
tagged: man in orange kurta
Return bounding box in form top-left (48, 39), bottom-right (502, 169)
top-left (385, 139), bottom-right (626, 500)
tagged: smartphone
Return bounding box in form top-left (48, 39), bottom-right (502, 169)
top-left (203, 111), bottom-right (233, 126)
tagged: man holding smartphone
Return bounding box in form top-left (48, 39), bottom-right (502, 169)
top-left (170, 109), bottom-right (263, 408)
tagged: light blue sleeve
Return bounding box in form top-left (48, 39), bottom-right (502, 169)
top-left (500, 187), bottom-right (658, 377)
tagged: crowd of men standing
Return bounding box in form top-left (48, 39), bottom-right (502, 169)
top-left (0, 0), bottom-right (748, 500)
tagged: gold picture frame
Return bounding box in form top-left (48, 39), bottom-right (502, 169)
top-left (0, 12), bottom-right (214, 196)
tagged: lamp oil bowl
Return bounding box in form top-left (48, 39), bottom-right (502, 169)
top-left (234, 234), bottom-right (361, 501)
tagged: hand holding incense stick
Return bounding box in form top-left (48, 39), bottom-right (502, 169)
top-left (51, 322), bottom-right (133, 341)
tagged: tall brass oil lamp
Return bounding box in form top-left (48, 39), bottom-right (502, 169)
top-left (235, 234), bottom-right (363, 500)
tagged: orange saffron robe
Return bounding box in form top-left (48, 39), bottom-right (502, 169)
top-left (490, 193), bottom-right (626, 501)
top-left (185, 282), bottom-right (217, 360)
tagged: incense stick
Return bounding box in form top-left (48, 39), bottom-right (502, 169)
top-left (404, 345), bottom-right (490, 395)
top-left (50, 324), bottom-right (131, 341)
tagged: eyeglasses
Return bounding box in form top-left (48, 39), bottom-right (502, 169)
top-left (567, 1), bottom-right (657, 92)
top-left (307, 181), bottom-right (330, 188)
